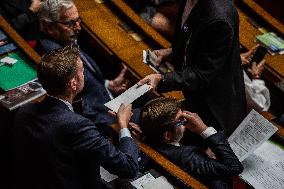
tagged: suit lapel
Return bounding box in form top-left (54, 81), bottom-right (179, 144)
top-left (172, 0), bottom-right (206, 68)
top-left (79, 50), bottom-right (104, 81)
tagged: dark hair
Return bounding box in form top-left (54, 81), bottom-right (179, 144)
top-left (37, 44), bottom-right (80, 95)
top-left (140, 97), bottom-right (181, 144)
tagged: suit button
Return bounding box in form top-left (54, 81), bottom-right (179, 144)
top-left (183, 25), bottom-right (188, 32)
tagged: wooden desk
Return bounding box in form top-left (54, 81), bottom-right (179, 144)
top-left (0, 16), bottom-right (40, 64)
top-left (74, 0), bottom-right (184, 100)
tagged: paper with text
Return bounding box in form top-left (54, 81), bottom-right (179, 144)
top-left (240, 141), bottom-right (284, 189)
top-left (104, 83), bottom-right (151, 113)
top-left (143, 176), bottom-right (174, 189)
top-left (131, 173), bottom-right (156, 189)
top-left (228, 109), bottom-right (278, 161)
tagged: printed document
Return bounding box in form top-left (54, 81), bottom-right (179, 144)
top-left (142, 176), bottom-right (174, 189)
top-left (131, 173), bottom-right (156, 189)
top-left (228, 109), bottom-right (283, 189)
top-left (228, 109), bottom-right (278, 161)
top-left (104, 83), bottom-right (151, 112)
top-left (240, 141), bottom-right (284, 189)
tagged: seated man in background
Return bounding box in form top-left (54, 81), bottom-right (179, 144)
top-left (36, 0), bottom-right (138, 133)
top-left (140, 97), bottom-right (243, 189)
top-left (11, 44), bottom-right (139, 189)
top-left (127, 0), bottom-right (178, 39)
top-left (240, 45), bottom-right (270, 112)
top-left (0, 0), bottom-right (42, 41)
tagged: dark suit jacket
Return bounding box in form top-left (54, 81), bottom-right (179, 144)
top-left (11, 96), bottom-right (138, 189)
top-left (36, 38), bottom-right (117, 129)
top-left (158, 0), bottom-right (246, 135)
top-left (155, 132), bottom-right (243, 189)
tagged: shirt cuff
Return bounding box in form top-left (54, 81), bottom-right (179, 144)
top-left (119, 128), bottom-right (132, 140)
top-left (200, 127), bottom-right (217, 139)
top-left (104, 80), bottom-right (114, 100)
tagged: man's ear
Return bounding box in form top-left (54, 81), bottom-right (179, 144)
top-left (70, 77), bottom-right (77, 91)
top-left (164, 131), bottom-right (173, 141)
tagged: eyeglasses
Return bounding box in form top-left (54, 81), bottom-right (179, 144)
top-left (56, 17), bottom-right (82, 28)
top-left (175, 120), bottom-right (188, 127)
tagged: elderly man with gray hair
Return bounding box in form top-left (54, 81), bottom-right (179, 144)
top-left (35, 0), bottom-right (139, 134)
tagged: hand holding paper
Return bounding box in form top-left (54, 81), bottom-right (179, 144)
top-left (104, 83), bottom-right (152, 113)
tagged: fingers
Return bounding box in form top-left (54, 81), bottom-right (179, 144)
top-left (138, 77), bottom-right (150, 86)
top-left (117, 65), bottom-right (127, 79)
top-left (258, 59), bottom-right (265, 68)
top-left (128, 122), bottom-right (142, 138)
top-left (129, 122), bottom-right (142, 133)
top-left (251, 44), bottom-right (260, 53)
top-left (153, 50), bottom-right (161, 57)
top-left (118, 103), bottom-right (132, 112)
top-left (108, 110), bottom-right (116, 117)
top-left (117, 103), bottom-right (133, 128)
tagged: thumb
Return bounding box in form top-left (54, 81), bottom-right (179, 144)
top-left (117, 65), bottom-right (127, 79)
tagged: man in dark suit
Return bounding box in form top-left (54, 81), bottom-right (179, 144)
top-left (35, 0), bottom-right (138, 132)
top-left (140, 97), bottom-right (243, 188)
top-left (139, 0), bottom-right (246, 136)
top-left (11, 44), bottom-right (139, 189)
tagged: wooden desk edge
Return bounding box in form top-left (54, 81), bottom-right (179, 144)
top-left (0, 16), bottom-right (41, 64)
top-left (111, 0), bottom-right (171, 49)
top-left (241, 0), bottom-right (284, 35)
top-left (261, 111), bottom-right (284, 137)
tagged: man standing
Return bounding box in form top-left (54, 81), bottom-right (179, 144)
top-left (139, 0), bottom-right (246, 135)
top-left (11, 44), bottom-right (139, 189)
top-left (36, 0), bottom-right (134, 131)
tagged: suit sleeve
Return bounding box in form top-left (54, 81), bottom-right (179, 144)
top-left (183, 132), bottom-right (243, 179)
top-left (160, 20), bottom-right (234, 91)
top-left (71, 119), bottom-right (139, 179)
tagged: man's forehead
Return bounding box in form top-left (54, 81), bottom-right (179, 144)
top-left (60, 5), bottom-right (79, 21)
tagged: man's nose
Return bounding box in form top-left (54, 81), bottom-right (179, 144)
top-left (74, 21), bottom-right (81, 32)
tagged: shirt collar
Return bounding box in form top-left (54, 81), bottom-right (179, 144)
top-left (167, 141), bottom-right (181, 147)
top-left (47, 95), bottom-right (74, 112)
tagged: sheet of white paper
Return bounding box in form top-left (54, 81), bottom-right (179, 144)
top-left (0, 56), bottom-right (17, 64)
top-left (228, 109), bottom-right (278, 161)
top-left (240, 141), bottom-right (284, 189)
top-left (100, 166), bottom-right (118, 182)
top-left (104, 83), bottom-right (151, 113)
top-left (143, 176), bottom-right (174, 189)
top-left (131, 173), bottom-right (156, 189)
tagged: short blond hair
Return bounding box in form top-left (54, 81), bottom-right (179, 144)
top-left (38, 44), bottom-right (80, 95)
top-left (140, 97), bottom-right (181, 143)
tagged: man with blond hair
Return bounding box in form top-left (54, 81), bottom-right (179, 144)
top-left (11, 44), bottom-right (139, 189)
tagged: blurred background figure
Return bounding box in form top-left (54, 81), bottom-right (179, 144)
top-left (240, 45), bottom-right (271, 112)
top-left (126, 0), bottom-right (178, 39)
top-left (0, 0), bottom-right (43, 42)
